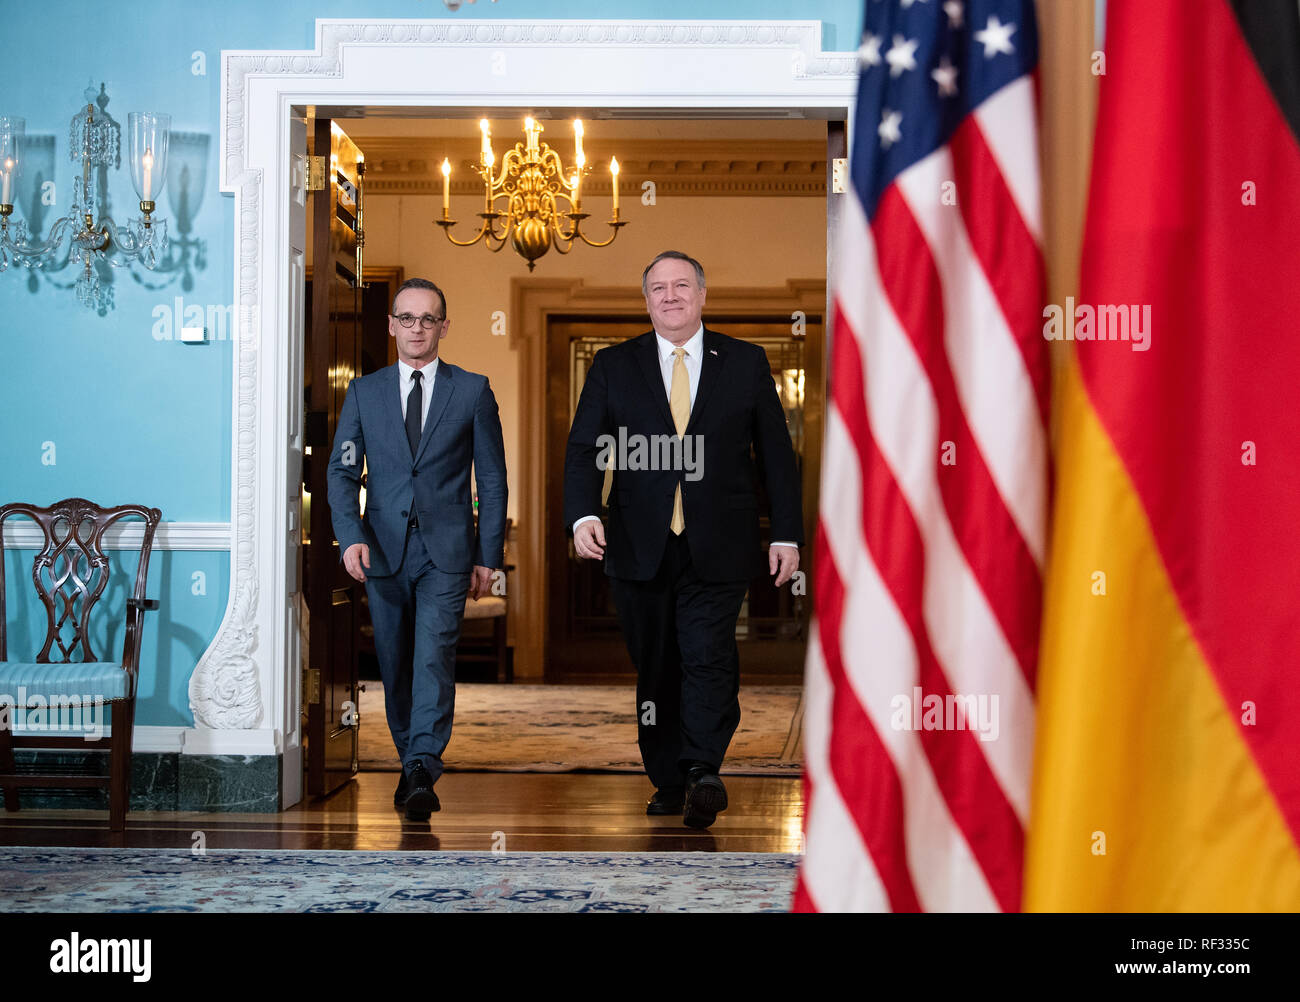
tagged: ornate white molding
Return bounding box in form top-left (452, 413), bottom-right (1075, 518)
top-left (209, 17), bottom-right (856, 786)
top-left (190, 155), bottom-right (264, 731)
top-left (361, 136), bottom-right (829, 197)
top-left (3, 521), bottom-right (231, 550)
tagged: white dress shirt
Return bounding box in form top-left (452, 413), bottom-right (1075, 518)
top-left (398, 356), bottom-right (439, 435)
top-left (656, 325), bottom-right (704, 410)
top-left (573, 326), bottom-right (796, 550)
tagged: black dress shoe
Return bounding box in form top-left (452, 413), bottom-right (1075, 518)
top-left (683, 765), bottom-right (727, 829)
top-left (394, 773), bottom-right (409, 808)
top-left (404, 764), bottom-right (440, 821)
top-left (646, 787), bottom-right (685, 816)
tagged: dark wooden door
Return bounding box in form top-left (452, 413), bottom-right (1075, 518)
top-left (303, 119), bottom-right (365, 797)
top-left (545, 315), bottom-right (820, 682)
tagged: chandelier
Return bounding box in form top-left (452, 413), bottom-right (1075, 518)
top-left (0, 85), bottom-right (171, 310)
top-left (436, 118), bottom-right (625, 271)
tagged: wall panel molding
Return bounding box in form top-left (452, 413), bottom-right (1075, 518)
top-left (2, 521), bottom-right (232, 551)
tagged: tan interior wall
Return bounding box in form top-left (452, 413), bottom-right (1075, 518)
top-left (360, 189), bottom-right (828, 523)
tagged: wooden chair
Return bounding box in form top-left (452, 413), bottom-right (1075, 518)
top-left (0, 498), bottom-right (161, 831)
top-left (455, 517), bottom-right (514, 683)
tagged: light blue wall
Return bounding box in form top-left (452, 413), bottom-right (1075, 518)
top-left (0, 0), bottom-right (860, 726)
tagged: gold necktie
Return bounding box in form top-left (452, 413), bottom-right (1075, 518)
top-left (669, 347), bottom-right (690, 534)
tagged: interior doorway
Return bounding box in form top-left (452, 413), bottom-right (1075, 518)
top-left (294, 106), bottom-right (836, 791)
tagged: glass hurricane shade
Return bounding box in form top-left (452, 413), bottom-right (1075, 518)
top-left (0, 117), bottom-right (25, 206)
top-left (128, 112), bottom-right (170, 205)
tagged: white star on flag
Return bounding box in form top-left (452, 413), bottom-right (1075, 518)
top-left (859, 33), bottom-right (883, 68)
top-left (931, 55), bottom-right (959, 97)
top-left (974, 15), bottom-right (1017, 58)
top-left (943, 0), bottom-right (964, 29)
top-left (886, 34), bottom-right (919, 78)
top-left (900, 0), bottom-right (929, 8)
top-left (878, 108), bottom-right (903, 148)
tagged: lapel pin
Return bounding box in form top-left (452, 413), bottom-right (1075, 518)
top-left (709, 349), bottom-right (718, 356)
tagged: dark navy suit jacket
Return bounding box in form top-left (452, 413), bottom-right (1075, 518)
top-left (327, 359), bottom-right (508, 578)
top-left (563, 329), bottom-right (803, 582)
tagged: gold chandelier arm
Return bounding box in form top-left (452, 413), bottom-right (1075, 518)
top-left (574, 219), bottom-right (629, 249)
top-left (436, 211), bottom-right (505, 247)
top-left (539, 146), bottom-right (569, 182)
top-left (499, 145), bottom-right (527, 179)
top-left (552, 203), bottom-right (582, 243)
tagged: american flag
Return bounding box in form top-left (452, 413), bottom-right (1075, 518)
top-left (796, 0), bottom-right (1049, 912)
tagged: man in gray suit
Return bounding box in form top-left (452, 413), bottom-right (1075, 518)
top-left (327, 277), bottom-right (508, 820)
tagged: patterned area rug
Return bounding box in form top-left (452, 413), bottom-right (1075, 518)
top-left (0, 847), bottom-right (798, 913)
top-left (360, 684), bottom-right (804, 776)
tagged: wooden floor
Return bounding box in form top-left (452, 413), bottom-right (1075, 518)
top-left (0, 771), bottom-right (805, 853)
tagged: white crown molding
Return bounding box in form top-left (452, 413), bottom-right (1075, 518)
top-left (209, 17), bottom-right (856, 799)
top-left (2, 521), bottom-right (231, 551)
top-left (361, 135), bottom-right (829, 197)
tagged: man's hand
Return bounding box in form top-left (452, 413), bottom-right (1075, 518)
top-left (769, 544), bottom-right (799, 588)
top-left (343, 543), bottom-right (370, 582)
top-left (468, 565), bottom-right (495, 600)
top-left (573, 519), bottom-right (606, 560)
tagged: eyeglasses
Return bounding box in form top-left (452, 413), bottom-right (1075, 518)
top-left (393, 313), bottom-right (445, 329)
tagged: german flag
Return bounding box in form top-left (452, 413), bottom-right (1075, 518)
top-left (1025, 0), bottom-right (1300, 910)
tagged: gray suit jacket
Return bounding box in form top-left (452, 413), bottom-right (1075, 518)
top-left (326, 360), bottom-right (508, 577)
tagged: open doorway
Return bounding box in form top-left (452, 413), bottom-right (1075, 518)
top-left (295, 106), bottom-right (836, 796)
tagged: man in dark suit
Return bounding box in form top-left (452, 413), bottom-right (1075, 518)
top-left (564, 250), bottom-right (803, 828)
top-left (327, 277), bottom-right (507, 821)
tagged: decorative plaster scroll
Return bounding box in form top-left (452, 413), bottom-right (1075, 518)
top-left (189, 166), bottom-right (263, 730)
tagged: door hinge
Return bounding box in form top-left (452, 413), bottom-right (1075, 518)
top-left (831, 158), bottom-right (849, 194)
top-left (304, 668), bottom-right (321, 705)
top-left (306, 155), bottom-right (327, 191)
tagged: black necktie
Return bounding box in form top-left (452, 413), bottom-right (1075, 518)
top-left (405, 370), bottom-right (423, 458)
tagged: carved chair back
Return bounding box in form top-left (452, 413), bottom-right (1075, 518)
top-left (0, 498), bottom-right (162, 674)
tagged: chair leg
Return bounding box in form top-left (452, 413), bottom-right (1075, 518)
top-left (109, 701), bottom-right (132, 832)
top-left (494, 615), bottom-right (508, 683)
top-left (0, 724), bottom-right (18, 812)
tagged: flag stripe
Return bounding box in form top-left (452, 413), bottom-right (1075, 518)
top-left (829, 311), bottom-right (1023, 911)
top-left (872, 183), bottom-right (1043, 687)
top-left (820, 405), bottom-right (999, 910)
top-left (811, 527), bottom-right (921, 911)
top-left (894, 150), bottom-right (1050, 571)
top-left (971, 76), bottom-right (1044, 245)
top-left (837, 190), bottom-right (1037, 822)
top-left (798, 622), bottom-right (893, 912)
top-left (949, 114), bottom-right (1051, 428)
top-left (1027, 356), bottom-right (1300, 909)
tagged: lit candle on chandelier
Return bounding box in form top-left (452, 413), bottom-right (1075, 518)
top-left (142, 148), bottom-right (154, 202)
top-left (1, 158), bottom-right (12, 206)
top-left (610, 156), bottom-right (620, 214)
top-left (479, 119), bottom-right (493, 167)
top-left (573, 152), bottom-right (584, 208)
top-left (573, 119), bottom-right (584, 165)
top-left (441, 158), bottom-right (451, 214)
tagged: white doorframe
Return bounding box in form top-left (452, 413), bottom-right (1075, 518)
top-left (204, 18), bottom-right (857, 807)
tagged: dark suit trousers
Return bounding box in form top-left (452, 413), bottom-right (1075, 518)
top-left (611, 531), bottom-right (749, 789)
top-left (364, 524), bottom-right (471, 781)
